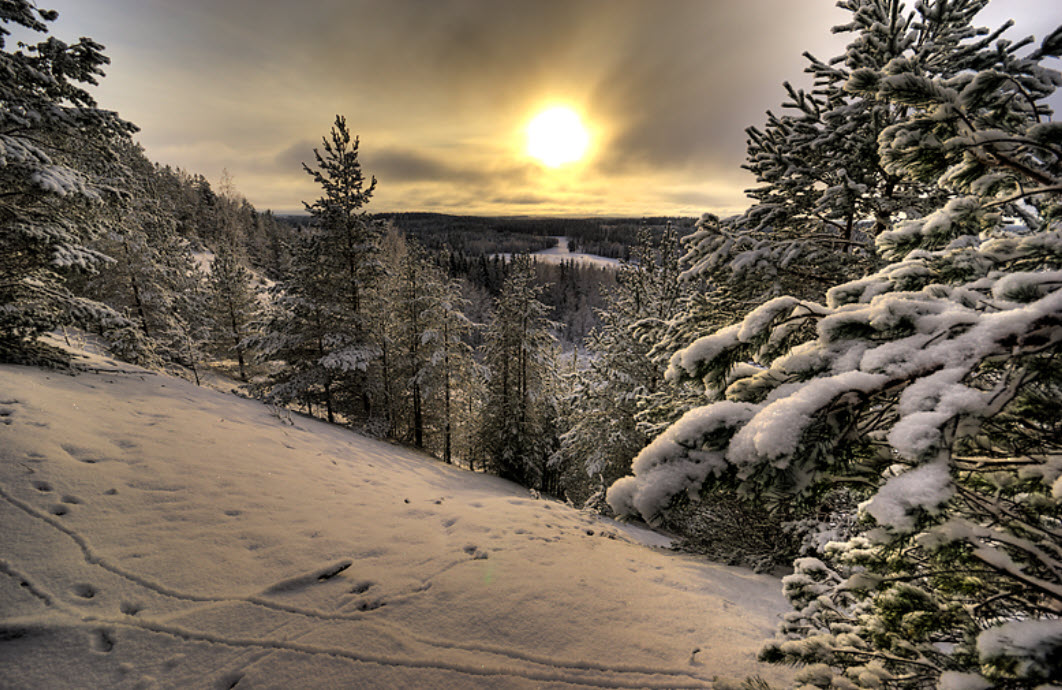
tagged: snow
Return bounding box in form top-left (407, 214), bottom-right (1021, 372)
top-left (937, 672), bottom-right (992, 690)
top-left (0, 349), bottom-right (792, 688)
top-left (976, 619), bottom-right (1062, 680)
top-left (727, 371), bottom-right (888, 469)
top-left (494, 237), bottom-right (622, 270)
top-left (191, 250), bottom-right (215, 274)
top-left (666, 324), bottom-right (741, 382)
top-left (532, 237), bottom-right (622, 268)
top-left (861, 461), bottom-right (954, 533)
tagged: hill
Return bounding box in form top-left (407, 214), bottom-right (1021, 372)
top-left (0, 351), bottom-right (790, 688)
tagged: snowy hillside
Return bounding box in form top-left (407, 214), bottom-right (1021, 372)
top-left (0, 354), bottom-right (791, 688)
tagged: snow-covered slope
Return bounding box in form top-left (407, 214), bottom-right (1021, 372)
top-left (0, 355), bottom-right (790, 688)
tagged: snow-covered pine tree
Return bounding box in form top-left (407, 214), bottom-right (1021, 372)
top-left (0, 0), bottom-right (137, 363)
top-left (672, 0), bottom-right (1014, 328)
top-left (303, 115), bottom-right (382, 419)
top-left (247, 209), bottom-right (292, 281)
top-left (475, 255), bottom-right (559, 489)
top-left (207, 243), bottom-right (258, 381)
top-left (76, 141), bottom-right (209, 375)
top-left (610, 12), bottom-right (1062, 687)
top-left (252, 229), bottom-right (339, 420)
top-left (552, 225), bottom-right (687, 506)
top-left (375, 230), bottom-right (476, 456)
top-left (431, 268), bottom-right (477, 465)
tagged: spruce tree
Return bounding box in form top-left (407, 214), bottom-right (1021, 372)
top-left (0, 0), bottom-right (137, 363)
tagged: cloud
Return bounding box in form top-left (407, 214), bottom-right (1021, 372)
top-left (272, 140), bottom-right (321, 174)
top-left (53, 0), bottom-right (1061, 217)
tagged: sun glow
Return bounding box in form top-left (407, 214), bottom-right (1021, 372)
top-left (526, 106), bottom-right (590, 167)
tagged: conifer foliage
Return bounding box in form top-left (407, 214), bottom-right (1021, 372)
top-left (0, 0), bottom-right (137, 362)
top-left (609, 3), bottom-right (1062, 685)
top-left (254, 116), bottom-right (382, 423)
top-left (475, 255), bottom-right (559, 489)
top-left (375, 228), bottom-right (475, 457)
top-left (552, 225), bottom-right (687, 505)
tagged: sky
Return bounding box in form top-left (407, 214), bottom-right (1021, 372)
top-left (26, 0), bottom-right (1062, 217)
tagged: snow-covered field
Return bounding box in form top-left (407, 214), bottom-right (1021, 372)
top-left (495, 237), bottom-right (622, 270)
top-left (533, 237), bottom-right (621, 269)
top-left (0, 351), bottom-right (790, 688)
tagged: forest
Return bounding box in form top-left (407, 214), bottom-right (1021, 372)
top-left (3, 0), bottom-right (1062, 686)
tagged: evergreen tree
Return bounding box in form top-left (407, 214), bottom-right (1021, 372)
top-left (207, 243), bottom-right (258, 381)
top-left (611, 10), bottom-right (1062, 686)
top-left (0, 0), bottom-right (137, 363)
top-left (552, 225), bottom-right (686, 505)
top-left (376, 229), bottom-right (476, 459)
top-left (475, 255), bottom-right (559, 489)
top-left (670, 0), bottom-right (1016, 336)
top-left (254, 116), bottom-right (381, 423)
top-left (77, 141), bottom-right (209, 375)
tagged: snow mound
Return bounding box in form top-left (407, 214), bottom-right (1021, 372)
top-left (0, 357), bottom-right (791, 688)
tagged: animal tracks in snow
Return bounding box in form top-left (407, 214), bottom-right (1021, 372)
top-left (0, 364), bottom-right (787, 688)
top-left (0, 484), bottom-right (712, 689)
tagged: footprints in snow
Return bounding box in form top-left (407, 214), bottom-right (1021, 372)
top-left (463, 544), bottom-right (489, 560)
top-left (91, 628), bottom-right (115, 653)
top-left (349, 580), bottom-right (374, 595)
top-left (257, 560), bottom-right (391, 613)
top-left (28, 478), bottom-right (83, 516)
top-left (261, 560), bottom-right (352, 595)
top-left (60, 444), bottom-right (106, 464)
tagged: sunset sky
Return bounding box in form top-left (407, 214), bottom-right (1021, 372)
top-left (35, 0), bottom-right (1062, 216)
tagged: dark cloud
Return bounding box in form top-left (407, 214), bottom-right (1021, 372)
top-left (488, 193), bottom-right (551, 206)
top-left (272, 140), bottom-right (320, 174)
top-left (48, 0), bottom-right (1062, 215)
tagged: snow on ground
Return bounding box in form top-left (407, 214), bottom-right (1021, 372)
top-left (191, 250), bottom-right (216, 275)
top-left (0, 351), bottom-right (791, 688)
top-left (533, 237), bottom-right (622, 269)
top-left (495, 237), bottom-right (622, 270)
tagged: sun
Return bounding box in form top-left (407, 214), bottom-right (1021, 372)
top-left (526, 106), bottom-right (590, 167)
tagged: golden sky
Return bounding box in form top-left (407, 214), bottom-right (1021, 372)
top-left (35, 0), bottom-right (1062, 216)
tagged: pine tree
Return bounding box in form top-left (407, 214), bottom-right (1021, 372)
top-left (253, 116), bottom-right (382, 423)
top-left (207, 243), bottom-right (257, 381)
top-left (672, 0), bottom-right (1016, 330)
top-left (474, 255), bottom-right (559, 489)
top-left (76, 141), bottom-right (209, 375)
top-left (611, 9), bottom-right (1062, 686)
top-left (375, 229), bottom-right (476, 459)
top-left (552, 225), bottom-right (686, 505)
top-left (0, 0), bottom-right (137, 363)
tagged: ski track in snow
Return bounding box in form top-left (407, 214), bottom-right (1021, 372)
top-left (0, 359), bottom-right (791, 688)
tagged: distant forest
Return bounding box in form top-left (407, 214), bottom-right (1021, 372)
top-left (371, 212), bottom-right (697, 260)
top-left (273, 212), bottom-right (697, 344)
